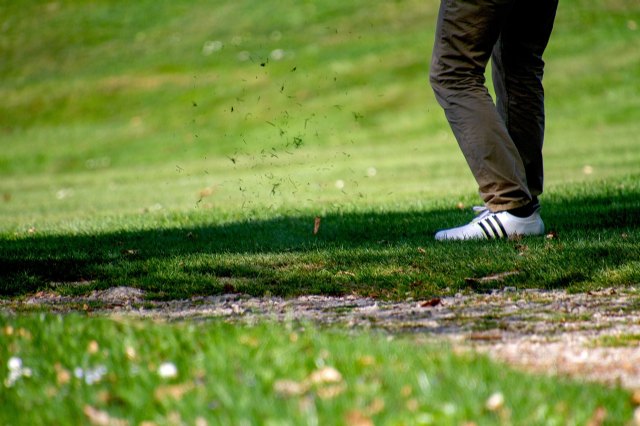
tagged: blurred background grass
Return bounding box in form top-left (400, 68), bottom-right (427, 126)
top-left (1, 0), bottom-right (638, 231)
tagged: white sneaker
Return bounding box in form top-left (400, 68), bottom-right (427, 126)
top-left (435, 207), bottom-right (544, 240)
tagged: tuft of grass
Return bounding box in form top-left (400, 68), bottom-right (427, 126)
top-left (0, 314), bottom-right (635, 425)
top-left (593, 333), bottom-right (640, 348)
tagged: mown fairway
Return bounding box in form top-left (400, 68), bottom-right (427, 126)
top-left (1, 0), bottom-right (639, 298)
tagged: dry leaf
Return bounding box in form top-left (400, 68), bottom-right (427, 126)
top-left (313, 217), bottom-right (321, 235)
top-left (586, 406), bottom-right (607, 426)
top-left (83, 405), bottom-right (129, 426)
top-left (55, 363), bottom-right (71, 385)
top-left (154, 383), bottom-right (194, 401)
top-left (198, 187), bottom-right (215, 198)
top-left (485, 392), bottom-right (505, 411)
top-left (406, 398), bottom-right (419, 412)
top-left (274, 379), bottom-right (308, 397)
top-left (309, 366), bottom-right (342, 385)
top-left (420, 298), bottom-right (442, 308)
top-left (401, 385), bottom-right (413, 397)
top-left (366, 397), bottom-right (385, 415)
top-left (357, 355), bottom-right (375, 367)
top-left (125, 346), bottom-right (136, 360)
top-left (465, 271), bottom-right (519, 285)
top-left (468, 332), bottom-right (503, 342)
top-left (345, 410), bottom-right (374, 426)
top-left (195, 417), bottom-right (208, 426)
top-left (87, 340), bottom-right (99, 354)
top-left (238, 335), bottom-right (259, 348)
top-left (317, 383), bottom-right (346, 400)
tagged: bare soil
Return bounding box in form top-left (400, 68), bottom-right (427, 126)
top-left (6, 286), bottom-right (640, 391)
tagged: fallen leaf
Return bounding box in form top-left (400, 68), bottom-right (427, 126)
top-left (345, 411), bottom-right (373, 426)
top-left (420, 298), bottom-right (442, 308)
top-left (309, 366), bottom-right (342, 385)
top-left (125, 346), bottom-right (136, 360)
top-left (199, 187), bottom-right (215, 198)
top-left (87, 340), bottom-right (99, 355)
top-left (55, 363), bottom-right (71, 385)
top-left (238, 335), bottom-right (259, 348)
top-left (154, 383), bottom-right (194, 401)
top-left (485, 392), bottom-right (505, 411)
top-left (586, 406), bottom-right (607, 426)
top-left (401, 385), bottom-right (413, 397)
top-left (83, 405), bottom-right (128, 426)
top-left (468, 332), bottom-right (502, 342)
top-left (465, 271), bottom-right (519, 285)
top-left (316, 383), bottom-right (346, 400)
top-left (274, 379), bottom-right (308, 397)
top-left (366, 397), bottom-right (385, 415)
top-left (357, 355), bottom-right (375, 367)
top-left (406, 398), bottom-right (419, 411)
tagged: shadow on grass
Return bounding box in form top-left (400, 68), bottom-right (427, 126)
top-left (1, 189), bottom-right (639, 299)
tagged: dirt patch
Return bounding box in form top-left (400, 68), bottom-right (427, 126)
top-left (5, 287), bottom-right (640, 390)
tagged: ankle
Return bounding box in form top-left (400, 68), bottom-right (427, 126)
top-left (507, 197), bottom-right (540, 218)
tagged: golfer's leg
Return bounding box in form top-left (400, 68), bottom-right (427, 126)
top-left (491, 0), bottom-right (559, 198)
top-left (430, 0), bottom-right (531, 211)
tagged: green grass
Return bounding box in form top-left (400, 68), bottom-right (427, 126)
top-left (1, 177), bottom-right (639, 299)
top-left (1, 0), bottom-right (638, 300)
top-left (593, 333), bottom-right (640, 348)
top-left (0, 314), bottom-right (635, 425)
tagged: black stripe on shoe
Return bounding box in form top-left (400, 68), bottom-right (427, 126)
top-left (477, 221), bottom-right (493, 239)
top-left (492, 215), bottom-right (508, 238)
top-left (485, 217), bottom-right (501, 239)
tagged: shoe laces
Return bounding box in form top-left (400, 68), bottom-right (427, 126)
top-left (471, 205), bottom-right (492, 223)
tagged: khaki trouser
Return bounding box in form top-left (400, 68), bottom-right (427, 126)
top-left (430, 0), bottom-right (558, 211)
